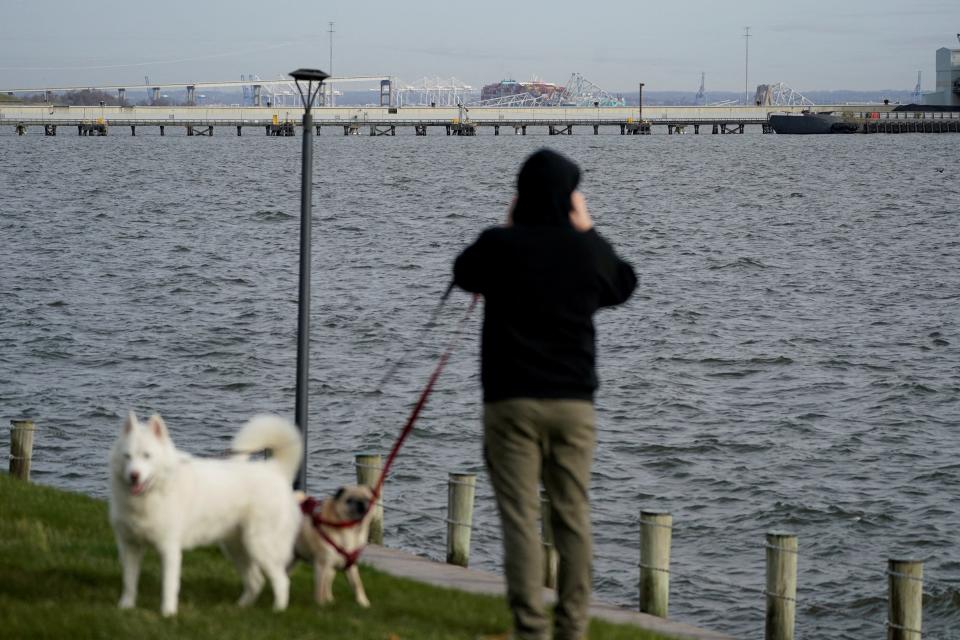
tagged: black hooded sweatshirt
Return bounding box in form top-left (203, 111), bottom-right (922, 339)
top-left (453, 149), bottom-right (637, 402)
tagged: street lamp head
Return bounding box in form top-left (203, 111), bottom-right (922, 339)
top-left (290, 68), bottom-right (330, 82)
top-left (290, 69), bottom-right (330, 110)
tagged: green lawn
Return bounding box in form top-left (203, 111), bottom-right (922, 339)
top-left (0, 474), bottom-right (673, 640)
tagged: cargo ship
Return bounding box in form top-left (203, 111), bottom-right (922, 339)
top-left (769, 111), bottom-right (859, 134)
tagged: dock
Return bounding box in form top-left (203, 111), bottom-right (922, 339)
top-left (2, 104), bottom-right (956, 136)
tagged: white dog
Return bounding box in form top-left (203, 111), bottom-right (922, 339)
top-left (109, 411), bottom-right (302, 616)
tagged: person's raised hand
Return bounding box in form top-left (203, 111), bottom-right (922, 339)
top-left (569, 191), bottom-right (593, 232)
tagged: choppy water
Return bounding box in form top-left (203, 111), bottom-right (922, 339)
top-left (1, 127), bottom-right (959, 639)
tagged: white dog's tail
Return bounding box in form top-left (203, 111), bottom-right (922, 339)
top-left (231, 415), bottom-right (303, 484)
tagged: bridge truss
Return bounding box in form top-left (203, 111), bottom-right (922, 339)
top-left (467, 73), bottom-right (623, 108)
top-left (755, 82), bottom-right (815, 107)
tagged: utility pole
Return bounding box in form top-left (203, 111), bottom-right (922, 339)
top-left (328, 21), bottom-right (335, 107)
top-left (744, 26), bottom-right (751, 105)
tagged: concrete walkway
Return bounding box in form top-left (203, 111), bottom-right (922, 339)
top-left (362, 545), bottom-right (733, 640)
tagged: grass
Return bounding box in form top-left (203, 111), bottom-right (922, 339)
top-left (0, 474), bottom-right (675, 640)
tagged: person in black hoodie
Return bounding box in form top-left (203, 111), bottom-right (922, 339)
top-left (454, 149), bottom-right (636, 640)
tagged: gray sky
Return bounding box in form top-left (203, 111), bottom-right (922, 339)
top-left (1, 0), bottom-right (957, 92)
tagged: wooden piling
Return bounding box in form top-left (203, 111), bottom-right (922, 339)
top-left (9, 419), bottom-right (36, 481)
top-left (887, 559), bottom-right (922, 640)
top-left (541, 490), bottom-right (558, 589)
top-left (355, 453), bottom-right (384, 544)
top-left (445, 473), bottom-right (476, 567)
top-left (765, 531), bottom-right (798, 640)
top-left (639, 510), bottom-right (672, 617)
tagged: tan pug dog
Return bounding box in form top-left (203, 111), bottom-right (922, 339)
top-left (294, 485), bottom-right (374, 608)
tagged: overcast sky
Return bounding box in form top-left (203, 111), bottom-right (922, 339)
top-left (1, 0), bottom-right (957, 93)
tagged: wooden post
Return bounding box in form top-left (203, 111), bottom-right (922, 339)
top-left (9, 420), bottom-right (36, 481)
top-left (541, 490), bottom-right (558, 589)
top-left (887, 559), bottom-right (922, 640)
top-left (765, 531), bottom-right (798, 640)
top-left (446, 473), bottom-right (476, 567)
top-left (355, 453), bottom-right (383, 544)
top-left (639, 510), bottom-right (672, 617)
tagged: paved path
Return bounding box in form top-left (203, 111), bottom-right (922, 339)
top-left (362, 545), bottom-right (733, 640)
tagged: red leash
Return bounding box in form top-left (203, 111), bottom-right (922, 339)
top-left (301, 293), bottom-right (479, 560)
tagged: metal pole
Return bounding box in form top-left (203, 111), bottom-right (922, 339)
top-left (295, 105), bottom-right (313, 491)
top-left (328, 22), bottom-right (335, 106)
top-left (290, 68), bottom-right (329, 492)
top-left (638, 82), bottom-right (644, 121)
top-left (744, 26), bottom-right (751, 105)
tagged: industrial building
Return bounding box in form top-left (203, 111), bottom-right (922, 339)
top-left (924, 40), bottom-right (960, 106)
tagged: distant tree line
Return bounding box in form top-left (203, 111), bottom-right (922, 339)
top-left (17, 89), bottom-right (180, 106)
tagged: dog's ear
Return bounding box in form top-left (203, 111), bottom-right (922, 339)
top-left (334, 486), bottom-right (346, 500)
top-left (147, 414), bottom-right (168, 441)
top-left (123, 411), bottom-right (137, 435)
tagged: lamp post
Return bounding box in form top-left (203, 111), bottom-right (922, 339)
top-left (638, 83), bottom-right (644, 121)
top-left (290, 68), bottom-right (329, 492)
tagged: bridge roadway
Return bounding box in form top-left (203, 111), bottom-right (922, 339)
top-left (0, 104), bottom-right (894, 135)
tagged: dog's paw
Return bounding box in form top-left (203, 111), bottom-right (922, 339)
top-left (118, 596), bottom-right (136, 609)
top-left (161, 605), bottom-right (177, 617)
top-left (357, 594), bottom-right (371, 608)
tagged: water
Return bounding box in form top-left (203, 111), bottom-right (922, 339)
top-left (1, 128), bottom-right (958, 639)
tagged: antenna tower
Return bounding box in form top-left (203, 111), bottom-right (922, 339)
top-left (743, 27), bottom-right (751, 105)
top-left (328, 21), bottom-right (335, 106)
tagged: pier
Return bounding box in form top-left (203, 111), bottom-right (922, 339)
top-left (3, 104), bottom-right (955, 136)
top-left (0, 103), bottom-right (900, 136)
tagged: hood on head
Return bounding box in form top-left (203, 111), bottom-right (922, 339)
top-left (512, 148), bottom-right (581, 227)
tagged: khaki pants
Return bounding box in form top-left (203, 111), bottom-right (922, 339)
top-left (484, 398), bottom-right (596, 640)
